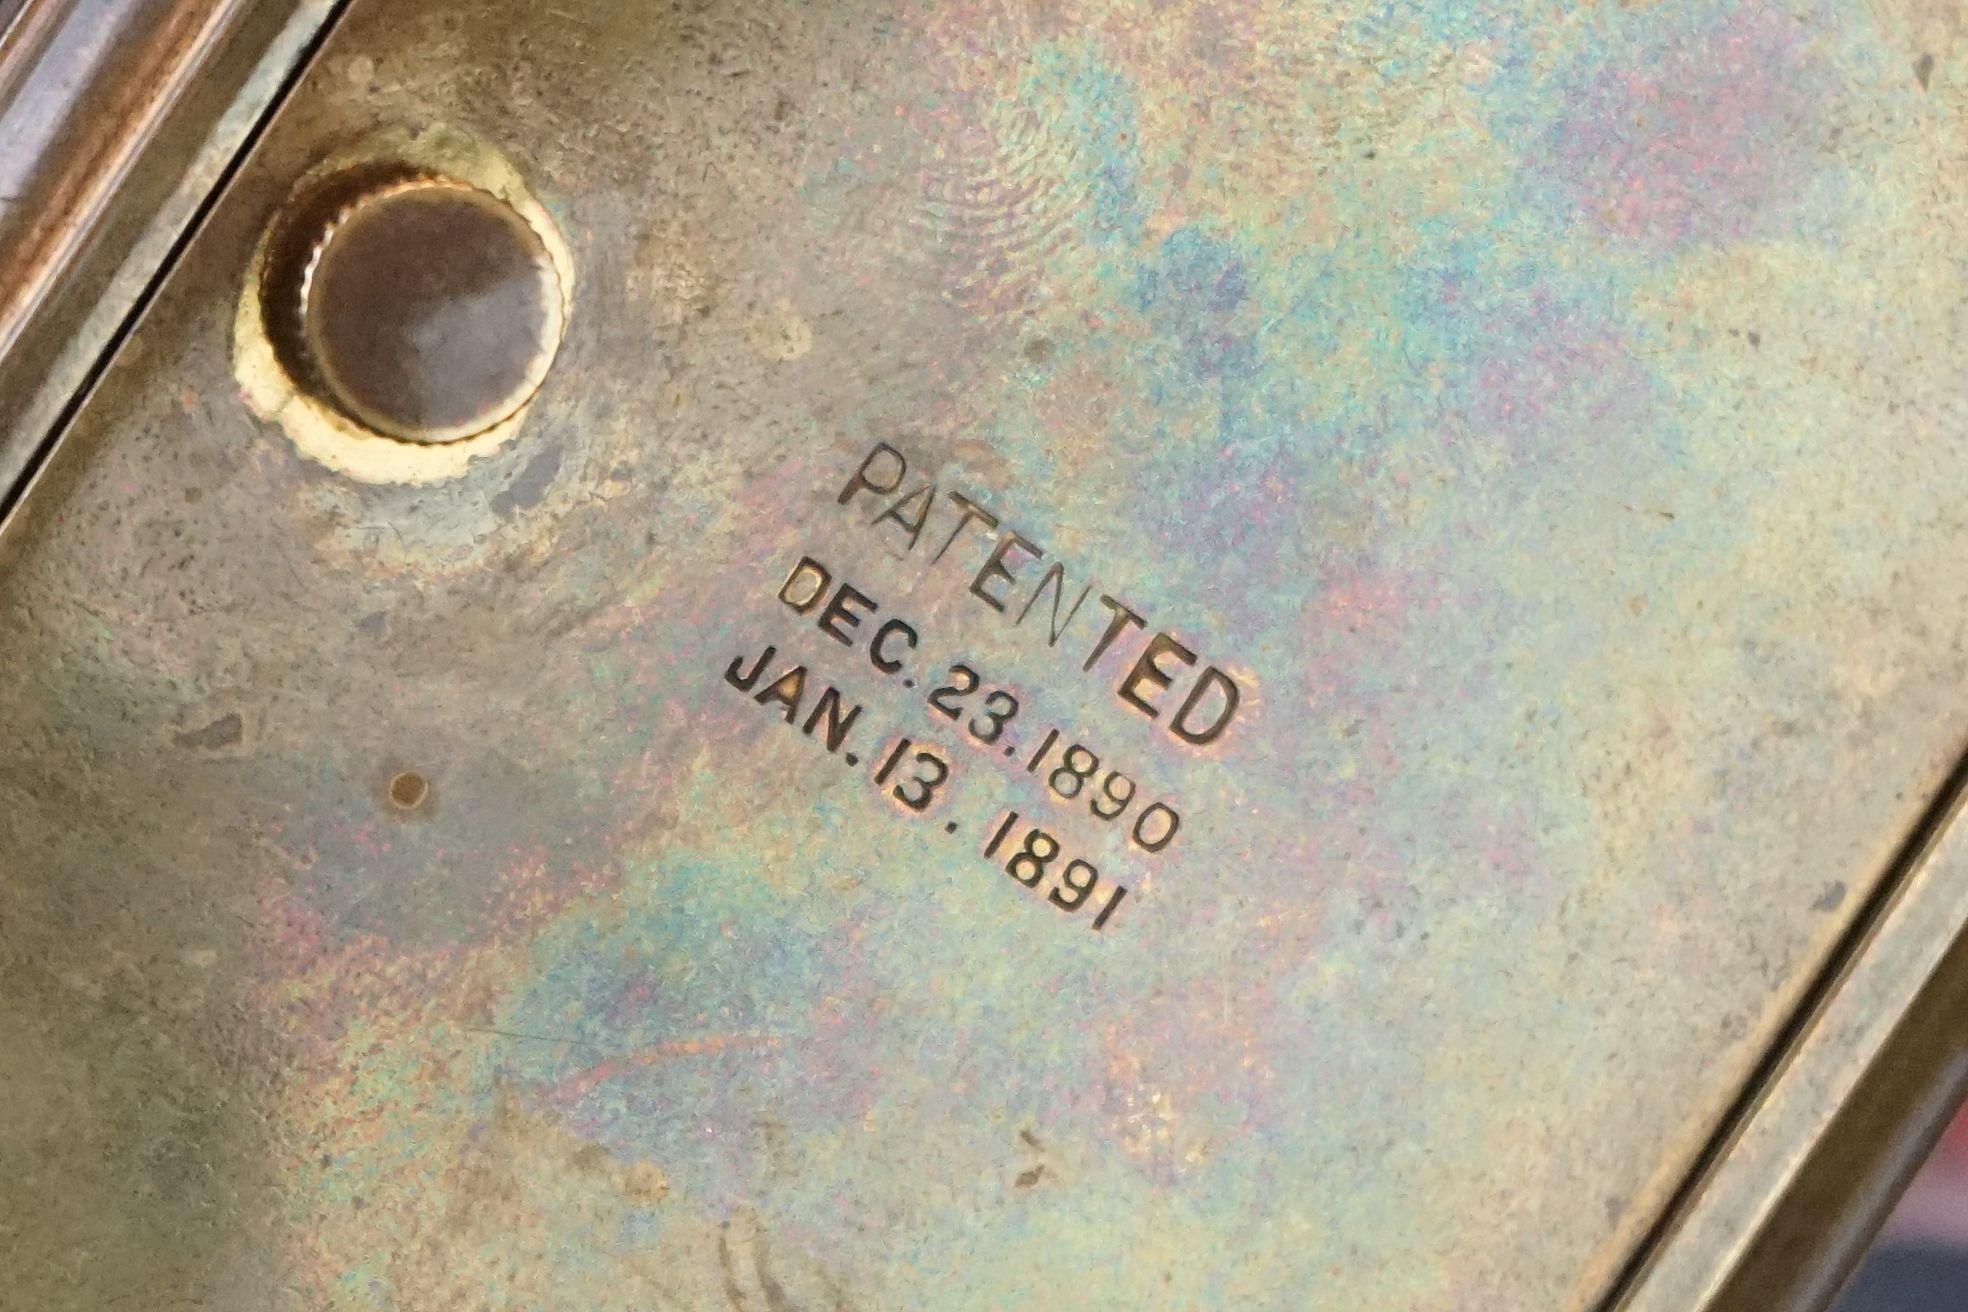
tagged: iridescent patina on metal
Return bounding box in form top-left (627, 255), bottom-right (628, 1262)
top-left (2, 2), bottom-right (1966, 1310)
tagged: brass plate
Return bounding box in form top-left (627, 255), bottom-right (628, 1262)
top-left (2, 2), bottom-right (1966, 1309)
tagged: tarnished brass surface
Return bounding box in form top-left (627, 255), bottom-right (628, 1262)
top-left (2, 2), bottom-right (1966, 1309)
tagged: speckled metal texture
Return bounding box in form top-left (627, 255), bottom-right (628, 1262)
top-left (2, 2), bottom-right (1965, 1309)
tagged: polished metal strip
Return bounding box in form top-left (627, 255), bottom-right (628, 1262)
top-left (0, 0), bottom-right (340, 512)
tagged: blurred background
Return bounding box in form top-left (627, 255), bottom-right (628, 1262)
top-left (1836, 1101), bottom-right (1968, 1311)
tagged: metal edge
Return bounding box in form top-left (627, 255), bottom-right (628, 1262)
top-left (1, 3), bottom-right (1962, 1303)
top-left (1710, 953), bottom-right (1968, 1310)
top-left (1605, 744), bottom-right (1968, 1312)
top-left (0, 0), bottom-right (343, 517)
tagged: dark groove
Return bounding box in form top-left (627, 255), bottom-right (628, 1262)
top-left (0, 0), bottom-right (357, 531)
top-left (1596, 739), bottom-right (1968, 1310)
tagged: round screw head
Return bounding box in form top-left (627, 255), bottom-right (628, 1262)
top-left (297, 176), bottom-right (563, 443)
